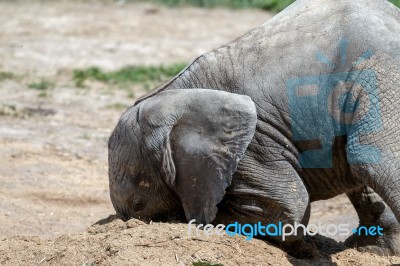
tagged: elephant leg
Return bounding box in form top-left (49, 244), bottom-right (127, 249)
top-left (345, 186), bottom-right (400, 255)
top-left (280, 202), bottom-right (315, 258)
top-left (214, 156), bottom-right (315, 258)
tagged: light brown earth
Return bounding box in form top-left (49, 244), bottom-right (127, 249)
top-left (0, 1), bottom-right (399, 265)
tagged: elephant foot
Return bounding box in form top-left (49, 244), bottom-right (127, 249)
top-left (346, 186), bottom-right (400, 256)
top-left (282, 238), bottom-right (317, 259)
top-left (345, 229), bottom-right (400, 256)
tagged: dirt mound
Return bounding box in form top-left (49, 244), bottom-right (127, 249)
top-left (1, 215), bottom-right (400, 265)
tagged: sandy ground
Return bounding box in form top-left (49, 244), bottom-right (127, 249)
top-left (0, 1), bottom-right (398, 265)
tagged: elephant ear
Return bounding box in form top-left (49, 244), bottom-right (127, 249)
top-left (139, 89), bottom-right (257, 224)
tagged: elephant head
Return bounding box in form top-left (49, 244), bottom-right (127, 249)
top-left (108, 89), bottom-right (257, 224)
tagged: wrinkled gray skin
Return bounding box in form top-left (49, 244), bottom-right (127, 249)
top-left (109, 0), bottom-right (400, 258)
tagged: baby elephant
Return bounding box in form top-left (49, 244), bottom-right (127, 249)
top-left (108, 0), bottom-right (400, 258)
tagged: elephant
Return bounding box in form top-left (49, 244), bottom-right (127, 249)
top-left (108, 0), bottom-right (400, 258)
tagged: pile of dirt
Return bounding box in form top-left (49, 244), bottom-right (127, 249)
top-left (1, 216), bottom-right (400, 265)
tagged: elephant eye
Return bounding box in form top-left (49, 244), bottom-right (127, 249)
top-left (135, 170), bottom-right (145, 179)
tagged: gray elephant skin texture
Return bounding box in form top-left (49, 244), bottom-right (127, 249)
top-left (108, 0), bottom-right (400, 258)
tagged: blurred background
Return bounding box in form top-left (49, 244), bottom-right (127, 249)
top-left (1, 0), bottom-right (398, 240)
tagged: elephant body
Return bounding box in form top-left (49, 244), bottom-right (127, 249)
top-left (109, 0), bottom-right (400, 257)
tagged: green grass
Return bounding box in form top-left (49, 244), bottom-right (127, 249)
top-left (0, 72), bottom-right (15, 81)
top-left (390, 0), bottom-right (400, 7)
top-left (73, 63), bottom-right (187, 88)
top-left (28, 80), bottom-right (55, 98)
top-left (28, 80), bottom-right (54, 91)
top-left (127, 0), bottom-right (295, 11)
top-left (128, 0), bottom-right (399, 10)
